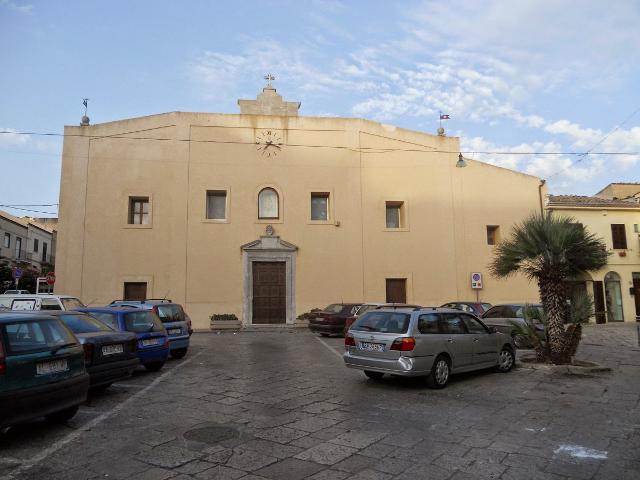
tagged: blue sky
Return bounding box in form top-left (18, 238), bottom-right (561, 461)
top-left (1, 0), bottom-right (639, 218)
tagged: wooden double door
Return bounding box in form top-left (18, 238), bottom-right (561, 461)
top-left (252, 262), bottom-right (286, 324)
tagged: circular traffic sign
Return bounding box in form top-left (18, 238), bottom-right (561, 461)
top-left (12, 268), bottom-right (23, 280)
top-left (46, 271), bottom-right (56, 286)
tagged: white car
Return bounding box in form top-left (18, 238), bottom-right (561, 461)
top-left (0, 294), bottom-right (85, 311)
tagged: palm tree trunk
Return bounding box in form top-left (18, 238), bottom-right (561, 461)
top-left (539, 276), bottom-right (568, 364)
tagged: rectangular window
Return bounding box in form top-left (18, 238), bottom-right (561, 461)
top-left (206, 190), bottom-right (227, 220)
top-left (33, 238), bottom-right (39, 253)
top-left (3, 233), bottom-right (9, 248)
top-left (124, 282), bottom-right (147, 301)
top-left (634, 224), bottom-right (639, 233)
top-left (611, 224), bottom-right (627, 249)
top-left (128, 197), bottom-right (149, 225)
top-left (486, 225), bottom-right (500, 245)
top-left (42, 242), bottom-right (48, 263)
top-left (310, 192), bottom-right (329, 221)
top-left (15, 237), bottom-right (22, 258)
top-left (385, 201), bottom-right (403, 228)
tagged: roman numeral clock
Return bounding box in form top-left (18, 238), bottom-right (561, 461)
top-left (255, 130), bottom-right (283, 158)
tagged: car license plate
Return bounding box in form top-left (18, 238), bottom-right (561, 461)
top-left (102, 344), bottom-right (124, 355)
top-left (36, 359), bottom-right (68, 375)
top-left (359, 342), bottom-right (384, 352)
top-left (168, 328), bottom-right (181, 335)
top-left (142, 338), bottom-right (160, 346)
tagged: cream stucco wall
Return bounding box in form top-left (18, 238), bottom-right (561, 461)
top-left (56, 111), bottom-right (546, 329)
top-left (546, 206), bottom-right (640, 322)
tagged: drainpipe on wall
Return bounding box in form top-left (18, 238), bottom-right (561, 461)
top-left (538, 179), bottom-right (547, 214)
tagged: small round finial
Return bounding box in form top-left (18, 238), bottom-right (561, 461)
top-left (80, 115), bottom-right (90, 126)
top-left (437, 127), bottom-right (445, 136)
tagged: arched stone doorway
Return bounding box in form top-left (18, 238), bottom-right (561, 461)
top-left (604, 271), bottom-right (624, 322)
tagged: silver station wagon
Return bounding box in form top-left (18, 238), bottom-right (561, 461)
top-left (343, 308), bottom-right (515, 388)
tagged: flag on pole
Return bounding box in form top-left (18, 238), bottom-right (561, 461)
top-left (440, 114), bottom-right (450, 120)
top-left (83, 99), bottom-right (88, 108)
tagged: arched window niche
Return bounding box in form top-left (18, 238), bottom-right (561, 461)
top-left (258, 187), bottom-right (279, 219)
top-left (604, 271), bottom-right (624, 322)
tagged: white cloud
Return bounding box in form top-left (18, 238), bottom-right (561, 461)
top-left (0, 0), bottom-right (33, 15)
top-left (0, 128), bottom-right (30, 147)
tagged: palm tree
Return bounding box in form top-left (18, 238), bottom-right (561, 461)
top-left (490, 212), bottom-right (608, 364)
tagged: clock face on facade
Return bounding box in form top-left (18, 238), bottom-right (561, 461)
top-left (255, 130), bottom-right (283, 158)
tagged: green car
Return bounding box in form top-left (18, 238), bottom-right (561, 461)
top-left (0, 313), bottom-right (89, 429)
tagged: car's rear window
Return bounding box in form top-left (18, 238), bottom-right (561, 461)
top-left (59, 313), bottom-right (114, 333)
top-left (2, 319), bottom-right (77, 355)
top-left (156, 304), bottom-right (183, 323)
top-left (90, 312), bottom-right (119, 330)
top-left (351, 312), bottom-right (411, 334)
top-left (41, 298), bottom-right (62, 310)
top-left (124, 311), bottom-right (164, 333)
top-left (323, 304), bottom-right (345, 313)
top-left (61, 298), bottom-right (86, 309)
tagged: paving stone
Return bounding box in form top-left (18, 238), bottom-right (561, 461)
top-left (344, 469), bottom-right (393, 480)
top-left (333, 454), bottom-right (375, 473)
top-left (358, 442), bottom-right (397, 459)
top-left (253, 426), bottom-right (309, 444)
top-left (225, 448), bottom-right (278, 471)
top-left (176, 460), bottom-right (219, 474)
top-left (132, 467), bottom-right (176, 480)
top-left (295, 442), bottom-right (359, 465)
top-left (205, 447), bottom-right (234, 464)
top-left (545, 459), bottom-right (602, 479)
top-left (303, 402), bottom-right (342, 414)
top-left (238, 438), bottom-right (304, 459)
top-left (195, 465), bottom-right (248, 480)
top-left (394, 463), bottom-right (454, 480)
top-left (371, 457), bottom-right (413, 475)
top-left (308, 469), bottom-right (351, 480)
top-left (330, 431), bottom-right (388, 449)
top-left (289, 435), bottom-right (325, 449)
top-left (463, 448), bottom-right (506, 464)
top-left (139, 445), bottom-right (202, 468)
top-left (286, 417), bottom-right (340, 433)
top-left (461, 460), bottom-right (506, 478)
top-left (254, 457), bottom-right (325, 480)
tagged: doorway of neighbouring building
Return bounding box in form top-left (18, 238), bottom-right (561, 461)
top-left (124, 282), bottom-right (147, 301)
top-left (633, 273), bottom-right (640, 319)
top-left (604, 272), bottom-right (624, 322)
top-left (386, 278), bottom-right (407, 303)
top-left (252, 262), bottom-right (286, 324)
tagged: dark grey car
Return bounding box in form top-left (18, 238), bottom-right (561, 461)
top-left (344, 308), bottom-right (515, 388)
top-left (481, 304), bottom-right (545, 348)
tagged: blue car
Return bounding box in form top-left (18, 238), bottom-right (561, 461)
top-left (0, 312), bottom-right (89, 428)
top-left (108, 300), bottom-right (191, 359)
top-left (76, 307), bottom-right (169, 372)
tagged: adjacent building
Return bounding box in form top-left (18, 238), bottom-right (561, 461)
top-left (56, 84), bottom-right (548, 330)
top-left (0, 210), bottom-right (56, 271)
top-left (547, 185), bottom-right (640, 322)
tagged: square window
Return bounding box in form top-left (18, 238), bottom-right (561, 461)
top-left (311, 193), bottom-right (329, 221)
top-left (3, 233), bottom-right (9, 248)
top-left (385, 201), bottom-right (403, 228)
top-left (486, 225), bottom-right (500, 245)
top-left (129, 197), bottom-right (150, 225)
top-left (206, 190), bottom-right (227, 220)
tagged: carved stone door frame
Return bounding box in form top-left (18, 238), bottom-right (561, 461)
top-left (241, 234), bottom-right (297, 326)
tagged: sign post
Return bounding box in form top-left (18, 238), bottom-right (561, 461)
top-left (471, 272), bottom-right (483, 302)
top-left (11, 267), bottom-right (23, 289)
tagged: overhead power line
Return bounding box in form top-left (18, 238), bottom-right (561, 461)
top-left (0, 205), bottom-right (58, 215)
top-left (0, 130), bottom-right (638, 156)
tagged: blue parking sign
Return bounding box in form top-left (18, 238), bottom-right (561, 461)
top-left (12, 268), bottom-right (23, 279)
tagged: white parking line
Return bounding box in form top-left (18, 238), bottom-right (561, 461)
top-left (1, 353), bottom-right (203, 480)
top-left (315, 336), bottom-right (343, 360)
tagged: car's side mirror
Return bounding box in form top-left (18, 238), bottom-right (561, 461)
top-left (488, 326), bottom-right (497, 334)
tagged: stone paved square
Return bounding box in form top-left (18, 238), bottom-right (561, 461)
top-left (1, 324), bottom-right (639, 480)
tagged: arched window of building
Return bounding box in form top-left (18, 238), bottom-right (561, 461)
top-left (604, 271), bottom-right (624, 322)
top-left (258, 188), bottom-right (279, 219)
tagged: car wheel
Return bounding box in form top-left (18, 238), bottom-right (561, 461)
top-left (496, 347), bottom-right (515, 373)
top-left (45, 405), bottom-right (79, 423)
top-left (144, 361), bottom-right (165, 372)
top-left (426, 356), bottom-right (450, 389)
top-left (171, 348), bottom-right (188, 359)
top-left (364, 370), bottom-right (384, 380)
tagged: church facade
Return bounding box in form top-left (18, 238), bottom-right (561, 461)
top-left (55, 85), bottom-right (546, 330)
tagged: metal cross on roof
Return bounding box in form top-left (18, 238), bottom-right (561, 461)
top-left (264, 73), bottom-right (275, 87)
